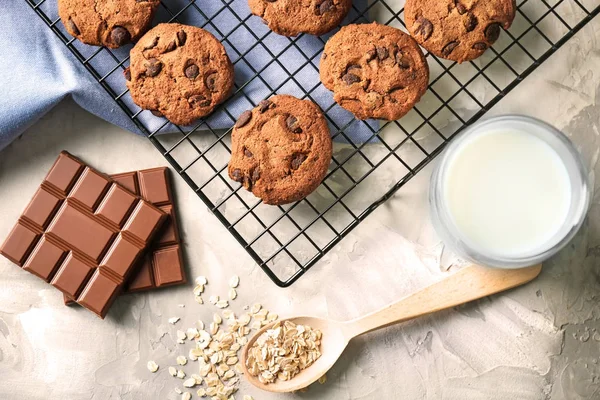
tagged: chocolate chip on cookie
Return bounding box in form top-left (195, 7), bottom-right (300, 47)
top-left (405, 0), bottom-right (516, 63)
top-left (58, 0), bottom-right (159, 48)
top-left (126, 23), bottom-right (234, 126)
top-left (248, 0), bottom-right (352, 36)
top-left (320, 23), bottom-right (429, 121)
top-left (228, 95), bottom-right (333, 205)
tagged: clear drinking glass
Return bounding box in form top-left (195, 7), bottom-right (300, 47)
top-left (429, 115), bottom-right (590, 268)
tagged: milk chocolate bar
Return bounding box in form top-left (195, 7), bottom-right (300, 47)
top-left (64, 167), bottom-right (186, 305)
top-left (0, 152), bottom-right (167, 318)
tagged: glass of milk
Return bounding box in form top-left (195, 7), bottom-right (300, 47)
top-left (429, 115), bottom-right (590, 268)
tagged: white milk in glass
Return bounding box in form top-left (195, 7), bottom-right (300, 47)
top-left (443, 129), bottom-right (572, 257)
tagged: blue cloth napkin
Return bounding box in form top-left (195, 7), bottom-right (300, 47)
top-left (0, 0), bottom-right (375, 152)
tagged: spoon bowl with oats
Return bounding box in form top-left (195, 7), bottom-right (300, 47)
top-left (241, 263), bottom-right (542, 393)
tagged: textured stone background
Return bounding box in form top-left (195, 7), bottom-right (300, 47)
top-left (1, 7), bottom-right (599, 400)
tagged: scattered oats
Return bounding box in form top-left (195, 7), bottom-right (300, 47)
top-left (189, 349), bottom-right (199, 361)
top-left (197, 330), bottom-right (212, 349)
top-left (319, 374), bottom-right (327, 384)
top-left (205, 373), bottom-right (219, 387)
top-left (238, 314), bottom-right (251, 326)
top-left (146, 361), bottom-right (159, 373)
top-left (226, 356), bottom-right (238, 365)
top-left (192, 374), bottom-right (203, 385)
top-left (163, 277), bottom-right (286, 399)
top-left (176, 356), bottom-right (188, 366)
top-left (216, 300), bottom-right (229, 309)
top-left (267, 312), bottom-right (278, 322)
top-left (199, 363), bottom-right (212, 377)
top-left (251, 304), bottom-right (262, 314)
top-left (195, 276), bottom-right (208, 285)
top-left (183, 378), bottom-right (197, 388)
top-left (187, 327), bottom-right (200, 339)
top-left (194, 284), bottom-right (205, 296)
top-left (178, 304), bottom-right (185, 308)
top-left (246, 320), bottom-right (322, 385)
top-left (250, 321), bottom-right (262, 331)
top-left (175, 388), bottom-right (183, 394)
top-left (243, 396), bottom-right (254, 400)
top-left (177, 330), bottom-right (187, 342)
top-left (191, 347), bottom-right (204, 358)
top-left (211, 353), bottom-right (221, 365)
top-left (223, 370), bottom-right (235, 380)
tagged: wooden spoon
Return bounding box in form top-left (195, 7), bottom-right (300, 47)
top-left (241, 263), bottom-right (542, 393)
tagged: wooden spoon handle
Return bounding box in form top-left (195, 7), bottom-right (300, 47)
top-left (341, 264), bottom-right (542, 339)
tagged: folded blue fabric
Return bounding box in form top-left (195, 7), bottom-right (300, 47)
top-left (0, 0), bottom-right (374, 152)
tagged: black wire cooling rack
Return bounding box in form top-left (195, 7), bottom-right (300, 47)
top-left (28, 0), bottom-right (600, 286)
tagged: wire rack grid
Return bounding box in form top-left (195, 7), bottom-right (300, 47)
top-left (28, 0), bottom-right (600, 286)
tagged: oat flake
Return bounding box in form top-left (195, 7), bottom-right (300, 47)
top-left (146, 361), bottom-right (159, 373)
top-left (195, 276), bottom-right (208, 285)
top-left (176, 356), bottom-right (188, 366)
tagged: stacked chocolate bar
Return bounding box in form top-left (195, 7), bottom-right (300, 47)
top-left (0, 152), bottom-right (187, 318)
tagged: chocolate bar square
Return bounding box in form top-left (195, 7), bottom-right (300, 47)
top-left (64, 167), bottom-right (186, 306)
top-left (0, 152), bottom-right (167, 318)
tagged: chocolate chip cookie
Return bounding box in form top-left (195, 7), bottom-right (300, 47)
top-left (58, 0), bottom-right (159, 48)
top-left (320, 23), bottom-right (429, 121)
top-left (405, 0), bottom-right (516, 63)
top-left (126, 23), bottom-right (234, 126)
top-left (228, 95), bottom-right (332, 205)
top-left (249, 0), bottom-right (352, 36)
